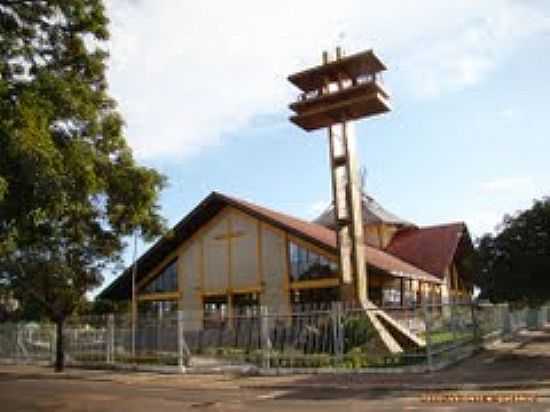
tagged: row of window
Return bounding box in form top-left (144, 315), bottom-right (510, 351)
top-left (370, 285), bottom-right (443, 307)
top-left (288, 241), bottom-right (338, 281)
top-left (203, 293), bottom-right (260, 328)
top-left (140, 241), bottom-right (340, 294)
top-left (140, 241), bottom-right (444, 305)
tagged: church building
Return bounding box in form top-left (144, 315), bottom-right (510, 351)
top-left (98, 191), bottom-right (474, 329)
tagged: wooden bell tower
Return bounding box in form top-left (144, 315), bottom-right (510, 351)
top-left (288, 47), bottom-right (391, 306)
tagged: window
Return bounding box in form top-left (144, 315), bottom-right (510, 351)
top-left (139, 300), bottom-right (177, 315)
top-left (402, 280), bottom-right (416, 306)
top-left (288, 241), bottom-right (338, 281)
top-left (142, 259), bottom-right (178, 294)
top-left (382, 288), bottom-right (401, 306)
top-left (233, 293), bottom-right (259, 314)
top-left (203, 295), bottom-right (228, 329)
top-left (291, 287), bottom-right (340, 306)
top-left (382, 278), bottom-right (402, 307)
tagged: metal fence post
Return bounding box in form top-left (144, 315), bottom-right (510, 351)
top-left (107, 314), bottom-right (115, 364)
top-left (450, 302), bottom-right (458, 343)
top-left (422, 300), bottom-right (433, 372)
top-left (260, 306), bottom-right (271, 369)
top-left (50, 326), bottom-right (56, 365)
top-left (538, 307), bottom-right (545, 329)
top-left (331, 302), bottom-right (343, 362)
top-left (501, 304), bottom-right (511, 337)
top-left (527, 307), bottom-right (539, 330)
top-left (542, 306), bottom-right (548, 327)
top-left (177, 310), bottom-right (190, 371)
top-left (470, 303), bottom-right (479, 343)
top-left (105, 317), bottom-right (110, 364)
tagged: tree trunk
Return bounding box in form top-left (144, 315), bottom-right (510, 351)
top-left (54, 318), bottom-right (65, 372)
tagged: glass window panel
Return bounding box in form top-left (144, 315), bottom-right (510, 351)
top-left (143, 259), bottom-right (178, 293)
top-left (290, 242), bottom-right (300, 280)
top-left (288, 242), bottom-right (338, 281)
top-left (169, 264), bottom-right (177, 290)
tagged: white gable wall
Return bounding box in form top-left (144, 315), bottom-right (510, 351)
top-left (174, 207), bottom-right (289, 328)
top-left (138, 206), bottom-right (310, 328)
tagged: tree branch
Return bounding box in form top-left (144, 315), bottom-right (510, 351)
top-left (0, 0), bottom-right (43, 6)
top-left (13, 261), bottom-right (58, 319)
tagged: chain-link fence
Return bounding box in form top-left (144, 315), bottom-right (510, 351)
top-left (1, 302), bottom-right (548, 372)
top-left (0, 322), bottom-right (54, 363)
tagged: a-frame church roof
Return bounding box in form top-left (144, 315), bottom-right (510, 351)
top-left (98, 192), bottom-right (442, 301)
top-left (387, 222), bottom-right (474, 279)
top-left (314, 193), bottom-right (414, 229)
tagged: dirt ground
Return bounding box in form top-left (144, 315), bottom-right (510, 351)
top-left (1, 328), bottom-right (549, 411)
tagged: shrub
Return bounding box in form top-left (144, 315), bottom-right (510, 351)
top-left (343, 316), bottom-right (375, 352)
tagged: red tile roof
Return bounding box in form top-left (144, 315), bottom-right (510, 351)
top-left (386, 222), bottom-right (466, 278)
top-left (99, 192), bottom-right (447, 300)
top-left (364, 244), bottom-right (443, 284)
top-left (220, 193), bottom-right (442, 284)
top-left (219, 193), bottom-right (338, 250)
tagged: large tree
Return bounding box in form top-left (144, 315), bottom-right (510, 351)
top-left (0, 0), bottom-right (166, 370)
top-left (475, 197), bottom-right (550, 307)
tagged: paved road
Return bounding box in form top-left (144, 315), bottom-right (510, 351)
top-left (0, 372), bottom-right (547, 412)
top-left (0, 328), bottom-right (549, 411)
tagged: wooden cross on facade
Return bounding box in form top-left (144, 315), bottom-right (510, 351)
top-left (213, 230), bottom-right (245, 242)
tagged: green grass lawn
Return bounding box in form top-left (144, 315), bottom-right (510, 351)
top-left (424, 329), bottom-right (473, 346)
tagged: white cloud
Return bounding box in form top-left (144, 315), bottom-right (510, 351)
top-left (479, 177), bottom-right (538, 195)
top-left (462, 176), bottom-right (545, 236)
top-left (463, 210), bottom-right (504, 237)
top-left (426, 176), bottom-right (546, 237)
top-left (499, 107), bottom-right (520, 120)
top-left (104, 0), bottom-right (550, 158)
top-left (404, 3), bottom-right (550, 98)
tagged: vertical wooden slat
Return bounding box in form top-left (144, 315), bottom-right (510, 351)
top-left (399, 278), bottom-right (405, 308)
top-left (257, 221), bottom-right (263, 289)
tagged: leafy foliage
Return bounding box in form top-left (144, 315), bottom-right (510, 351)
top-left (0, 0), bottom-right (166, 369)
top-left (343, 316), bottom-right (375, 352)
top-left (474, 197), bottom-right (550, 307)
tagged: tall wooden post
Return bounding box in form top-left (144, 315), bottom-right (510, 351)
top-left (288, 47), bottom-right (390, 308)
top-left (328, 120), bottom-right (367, 304)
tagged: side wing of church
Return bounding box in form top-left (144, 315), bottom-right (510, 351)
top-left (98, 192), bottom-right (474, 328)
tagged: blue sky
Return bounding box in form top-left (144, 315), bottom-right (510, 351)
top-left (99, 0), bottom-right (550, 291)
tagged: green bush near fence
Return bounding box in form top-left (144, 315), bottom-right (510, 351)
top-left (423, 329), bottom-right (474, 347)
top-left (270, 353), bottom-right (333, 368)
top-left (343, 316), bottom-right (375, 352)
top-left (72, 352), bottom-right (180, 365)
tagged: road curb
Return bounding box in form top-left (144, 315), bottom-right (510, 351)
top-left (240, 380), bottom-right (550, 393)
